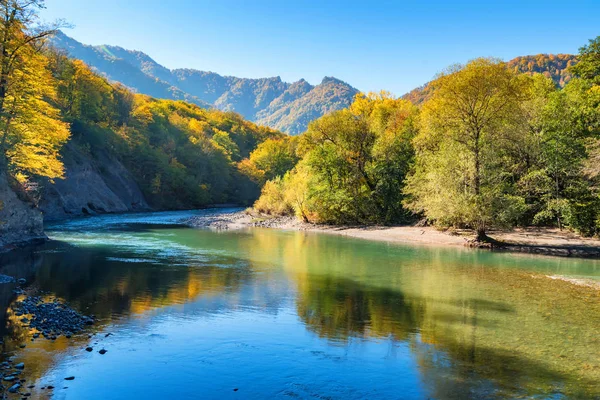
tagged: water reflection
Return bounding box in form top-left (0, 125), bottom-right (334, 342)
top-left (0, 213), bottom-right (598, 399)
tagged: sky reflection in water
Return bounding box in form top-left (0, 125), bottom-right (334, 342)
top-left (0, 210), bottom-right (598, 399)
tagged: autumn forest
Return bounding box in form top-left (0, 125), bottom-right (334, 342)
top-left (1, 0), bottom-right (599, 243)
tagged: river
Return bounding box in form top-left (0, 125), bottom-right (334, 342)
top-left (0, 209), bottom-right (598, 399)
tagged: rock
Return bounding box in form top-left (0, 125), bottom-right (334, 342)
top-left (64, 376), bottom-right (75, 380)
top-left (12, 295), bottom-right (96, 338)
top-left (19, 343), bottom-right (26, 348)
top-left (0, 171), bottom-right (45, 247)
top-left (85, 347), bottom-right (93, 352)
top-left (17, 278), bottom-right (26, 285)
top-left (14, 363), bottom-right (24, 370)
top-left (4, 376), bottom-right (16, 382)
top-left (47, 385), bottom-right (54, 389)
top-left (98, 349), bottom-right (107, 355)
top-left (8, 383), bottom-right (20, 393)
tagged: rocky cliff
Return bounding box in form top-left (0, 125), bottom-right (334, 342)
top-left (39, 143), bottom-right (150, 220)
top-left (0, 172), bottom-right (45, 248)
top-left (0, 141), bottom-right (151, 248)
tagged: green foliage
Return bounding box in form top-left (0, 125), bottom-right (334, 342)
top-left (238, 137), bottom-right (299, 185)
top-left (255, 93), bottom-right (418, 225)
top-left (570, 36), bottom-right (600, 85)
top-left (45, 54), bottom-right (284, 209)
top-left (404, 58), bottom-right (531, 236)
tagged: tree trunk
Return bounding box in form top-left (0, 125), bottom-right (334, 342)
top-left (474, 129), bottom-right (481, 196)
top-left (476, 227), bottom-right (488, 242)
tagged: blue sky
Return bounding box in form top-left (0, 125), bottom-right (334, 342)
top-left (41, 0), bottom-right (600, 95)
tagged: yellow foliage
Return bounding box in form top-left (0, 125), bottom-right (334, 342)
top-left (2, 50), bottom-right (70, 180)
top-left (253, 177), bottom-right (292, 216)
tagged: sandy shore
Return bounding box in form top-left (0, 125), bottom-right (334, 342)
top-left (185, 212), bottom-right (600, 259)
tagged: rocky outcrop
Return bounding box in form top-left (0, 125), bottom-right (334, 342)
top-left (39, 143), bottom-right (150, 220)
top-left (0, 172), bottom-right (45, 248)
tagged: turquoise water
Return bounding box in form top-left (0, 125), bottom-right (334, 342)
top-left (0, 210), bottom-right (599, 399)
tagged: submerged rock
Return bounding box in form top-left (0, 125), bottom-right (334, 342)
top-left (8, 383), bottom-right (20, 393)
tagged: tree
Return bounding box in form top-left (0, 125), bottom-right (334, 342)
top-left (570, 36), bottom-right (600, 85)
top-left (253, 93), bottom-right (417, 224)
top-left (0, 0), bottom-right (69, 179)
top-left (404, 58), bottom-right (529, 240)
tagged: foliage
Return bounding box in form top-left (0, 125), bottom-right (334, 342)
top-left (0, 0), bottom-right (70, 181)
top-left (255, 92), bottom-right (418, 224)
top-left (237, 136), bottom-right (299, 185)
top-left (44, 52), bottom-right (284, 209)
top-left (570, 36), bottom-right (600, 85)
top-left (253, 177), bottom-right (292, 216)
top-left (507, 54), bottom-right (577, 87)
top-left (404, 58), bottom-right (531, 238)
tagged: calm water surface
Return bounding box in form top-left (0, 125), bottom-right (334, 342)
top-left (0, 210), bottom-right (599, 399)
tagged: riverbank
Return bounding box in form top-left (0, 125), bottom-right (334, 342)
top-left (185, 211), bottom-right (600, 260)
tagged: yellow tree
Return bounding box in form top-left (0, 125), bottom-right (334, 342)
top-left (0, 0), bottom-right (69, 179)
top-left (404, 58), bottom-right (529, 240)
top-left (3, 48), bottom-right (69, 179)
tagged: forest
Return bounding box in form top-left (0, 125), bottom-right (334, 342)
top-left (1, 0), bottom-right (599, 240)
top-left (0, 0), bottom-right (283, 215)
top-left (251, 38), bottom-right (600, 239)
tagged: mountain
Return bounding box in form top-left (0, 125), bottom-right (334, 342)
top-left (50, 31), bottom-right (359, 135)
top-left (403, 54), bottom-right (579, 105)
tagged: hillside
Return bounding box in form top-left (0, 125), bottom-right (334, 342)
top-left (50, 31), bottom-right (359, 135)
top-left (403, 54), bottom-right (578, 104)
top-left (507, 54), bottom-right (577, 87)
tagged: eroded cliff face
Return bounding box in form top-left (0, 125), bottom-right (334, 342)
top-left (39, 143), bottom-right (150, 220)
top-left (0, 172), bottom-right (45, 248)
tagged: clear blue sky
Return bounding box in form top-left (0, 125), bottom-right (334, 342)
top-left (41, 0), bottom-right (600, 95)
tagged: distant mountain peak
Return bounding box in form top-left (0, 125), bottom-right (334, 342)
top-left (49, 32), bottom-right (358, 135)
top-left (320, 76), bottom-right (350, 86)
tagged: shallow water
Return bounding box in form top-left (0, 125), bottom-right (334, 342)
top-left (0, 210), bottom-right (599, 399)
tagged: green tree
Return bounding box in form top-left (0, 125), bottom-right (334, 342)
top-left (254, 93), bottom-right (417, 224)
top-left (404, 58), bottom-right (529, 240)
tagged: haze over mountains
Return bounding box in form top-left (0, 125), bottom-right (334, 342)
top-left (51, 31), bottom-right (359, 135)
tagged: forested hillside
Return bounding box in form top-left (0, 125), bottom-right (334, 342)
top-left (43, 55), bottom-right (282, 212)
top-left (51, 32), bottom-right (359, 135)
top-left (404, 54), bottom-right (579, 105)
top-left (0, 1), bottom-right (284, 244)
top-left (507, 54), bottom-right (577, 87)
top-left (253, 38), bottom-right (600, 239)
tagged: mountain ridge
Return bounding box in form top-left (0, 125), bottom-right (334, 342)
top-left (50, 31), bottom-right (359, 135)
